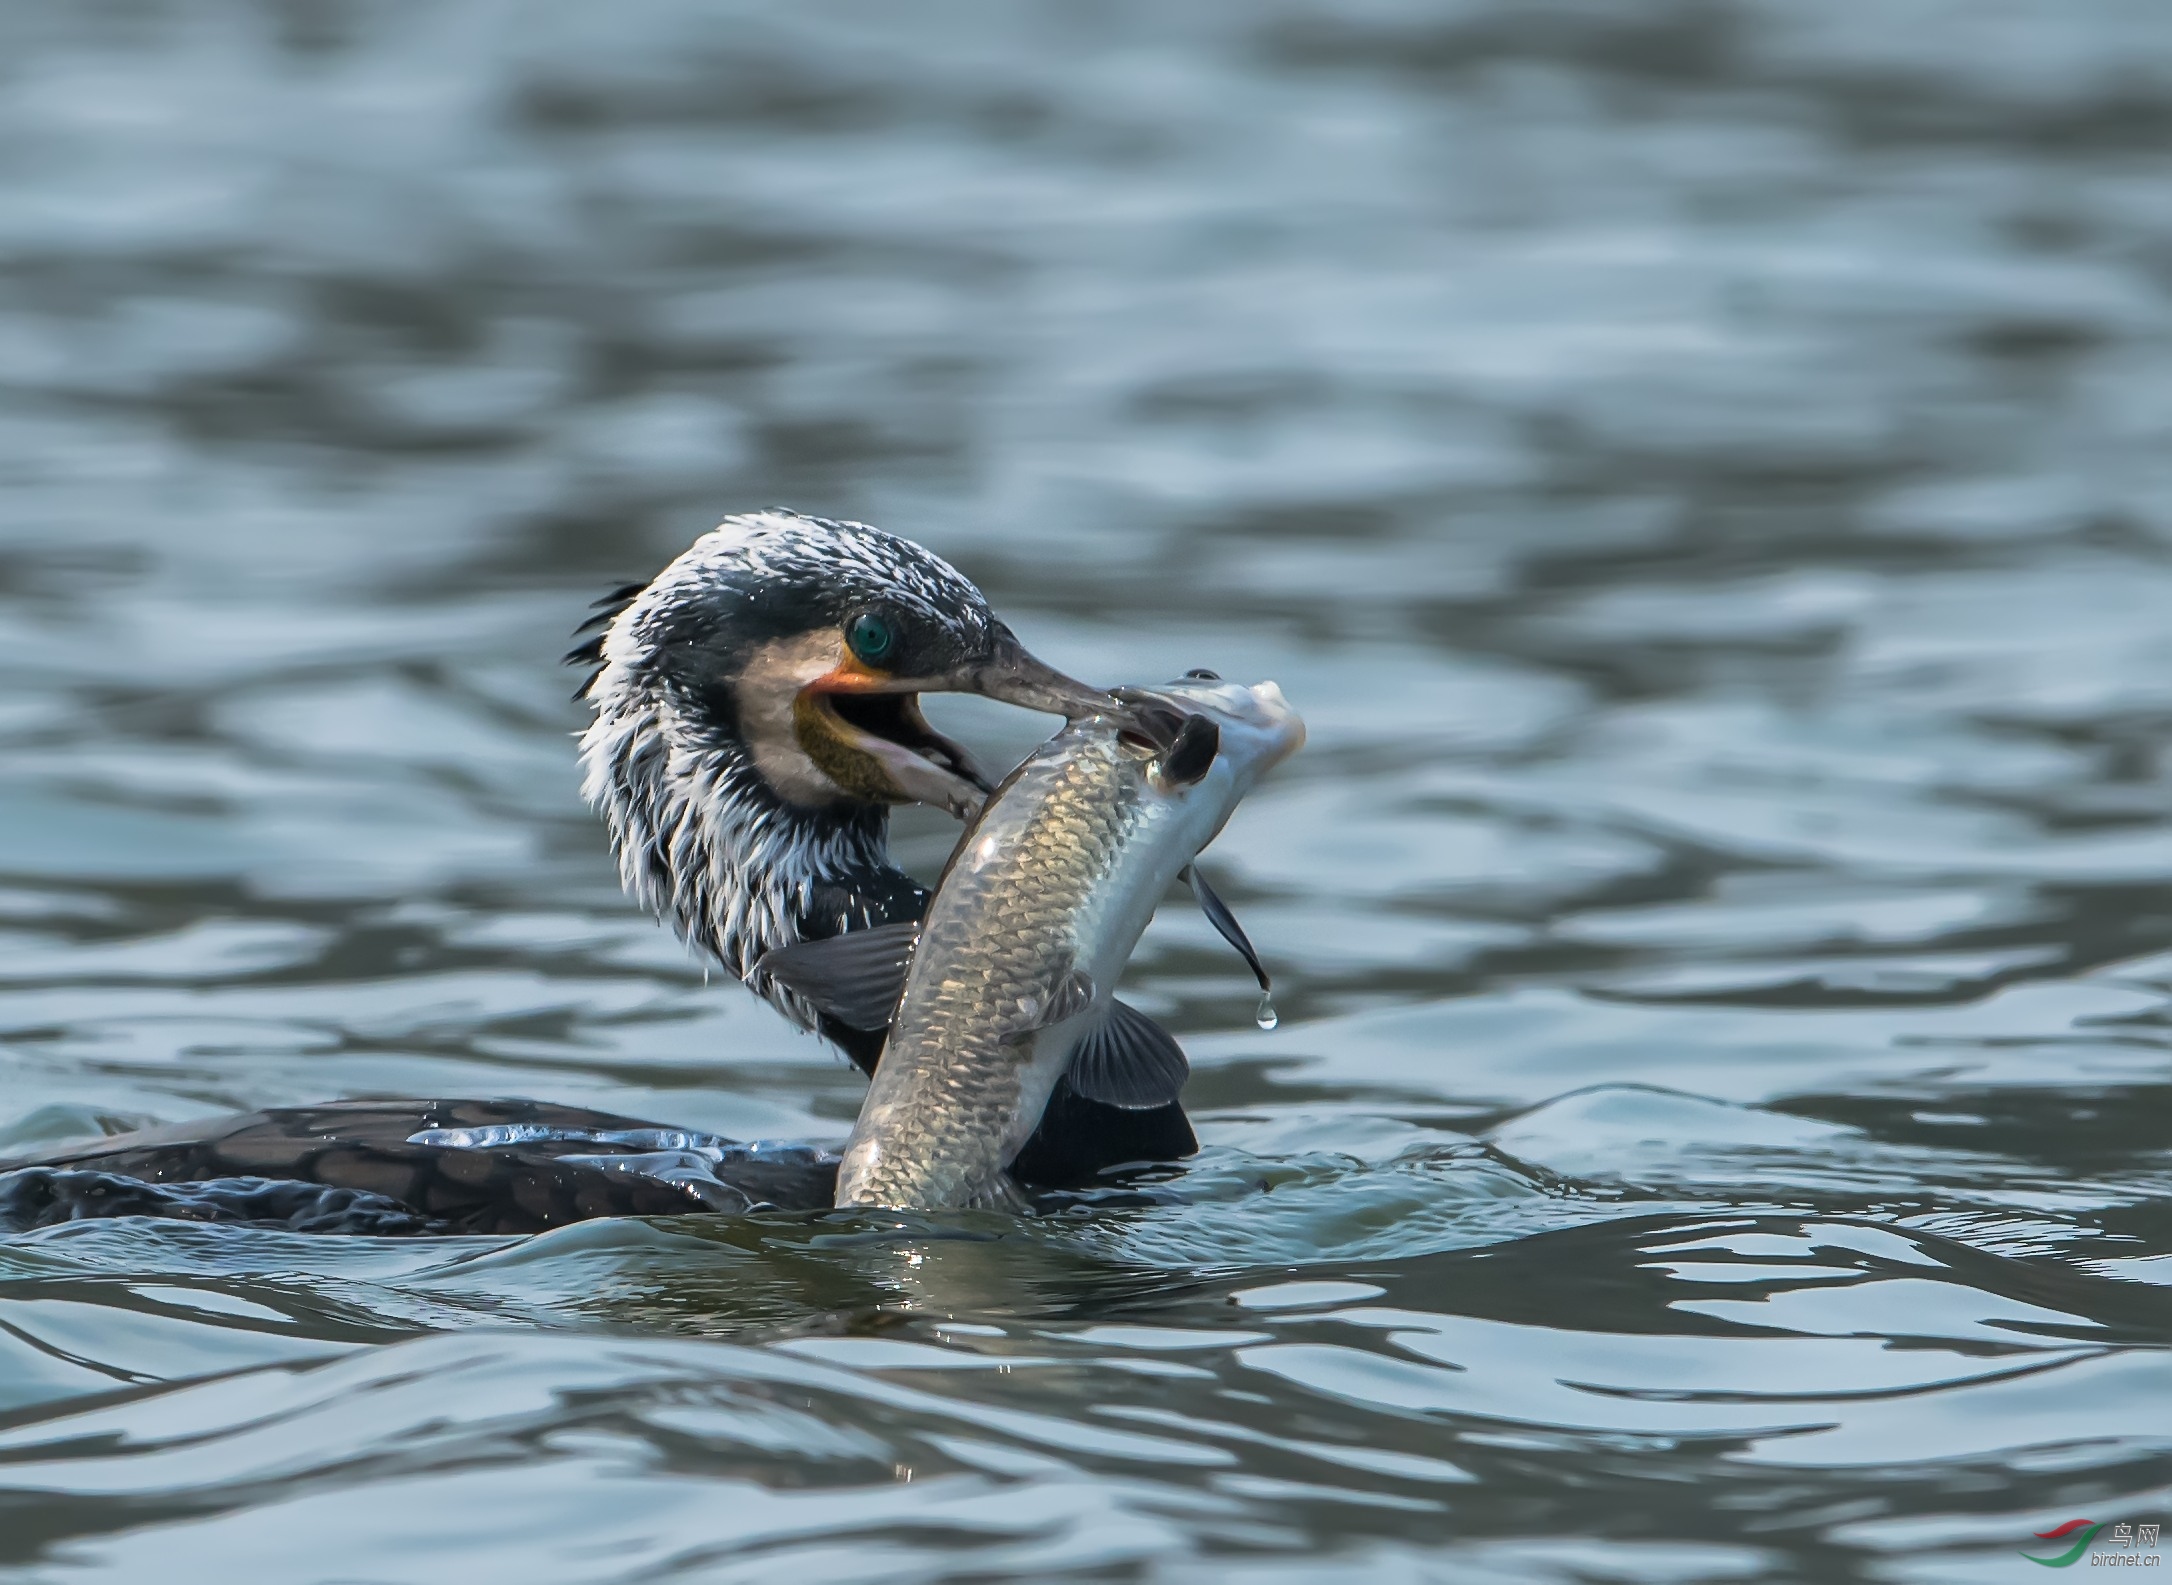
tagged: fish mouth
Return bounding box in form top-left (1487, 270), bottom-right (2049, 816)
top-left (799, 678), bottom-right (995, 819)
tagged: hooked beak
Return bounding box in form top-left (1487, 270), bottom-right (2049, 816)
top-left (948, 627), bottom-right (1124, 723)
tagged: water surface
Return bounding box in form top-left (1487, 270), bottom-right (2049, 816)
top-left (3, 2), bottom-right (2171, 1580)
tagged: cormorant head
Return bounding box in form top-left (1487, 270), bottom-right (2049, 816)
top-left (569, 511), bottom-right (1114, 997)
top-left (571, 510), bottom-right (1112, 820)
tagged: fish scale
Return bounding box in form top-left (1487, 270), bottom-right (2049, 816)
top-left (845, 735), bottom-right (1145, 1207)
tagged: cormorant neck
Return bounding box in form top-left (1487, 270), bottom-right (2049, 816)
top-left (578, 703), bottom-right (926, 1035)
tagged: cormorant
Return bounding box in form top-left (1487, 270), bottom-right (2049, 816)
top-left (0, 512), bottom-right (1197, 1235)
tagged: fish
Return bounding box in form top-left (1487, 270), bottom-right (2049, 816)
top-left (757, 672), bottom-right (1305, 1211)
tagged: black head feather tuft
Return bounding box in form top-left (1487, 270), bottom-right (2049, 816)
top-left (564, 581), bottom-right (647, 701)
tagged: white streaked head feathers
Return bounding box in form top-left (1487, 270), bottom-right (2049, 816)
top-left (577, 686), bottom-right (884, 1029)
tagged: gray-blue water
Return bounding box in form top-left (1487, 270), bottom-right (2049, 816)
top-left (3, 3), bottom-right (2172, 1580)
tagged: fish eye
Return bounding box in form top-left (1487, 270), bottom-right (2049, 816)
top-left (1185, 668), bottom-right (1220, 680)
top-left (846, 611), bottom-right (896, 664)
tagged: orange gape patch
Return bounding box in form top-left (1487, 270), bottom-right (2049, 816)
top-left (807, 652), bottom-right (896, 693)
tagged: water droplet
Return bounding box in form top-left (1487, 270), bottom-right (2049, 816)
top-left (1255, 993), bottom-right (1279, 1031)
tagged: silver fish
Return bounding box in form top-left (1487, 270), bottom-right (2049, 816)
top-left (759, 674), bottom-right (1305, 1211)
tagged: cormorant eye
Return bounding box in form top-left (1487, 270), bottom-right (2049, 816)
top-left (846, 611), bottom-right (896, 664)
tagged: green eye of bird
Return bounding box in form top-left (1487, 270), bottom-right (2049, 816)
top-left (846, 611), bottom-right (894, 663)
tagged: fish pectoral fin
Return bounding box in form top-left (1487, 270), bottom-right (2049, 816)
top-left (962, 1172), bottom-right (1035, 1214)
top-left (1065, 999), bottom-right (1190, 1110)
top-left (1182, 864), bottom-right (1273, 996)
top-left (754, 921), bottom-right (920, 1031)
top-left (1000, 964), bottom-right (1097, 1038)
top-left (1153, 714), bottom-right (1220, 788)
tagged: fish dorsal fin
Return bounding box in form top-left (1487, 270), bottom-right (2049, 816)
top-left (1183, 865), bottom-right (1272, 996)
top-left (755, 921), bottom-right (920, 1031)
top-left (1001, 964), bottom-right (1096, 1039)
top-left (1154, 714), bottom-right (1220, 789)
top-left (1066, 999), bottom-right (1189, 1110)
